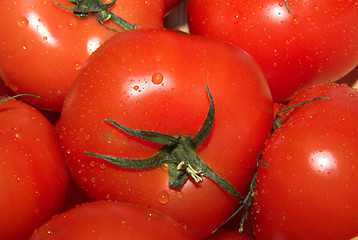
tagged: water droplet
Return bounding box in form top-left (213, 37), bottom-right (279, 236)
top-left (89, 161), bottom-right (95, 167)
top-left (230, 13), bottom-right (240, 23)
top-left (74, 62), bottom-right (81, 71)
top-left (175, 191), bottom-right (184, 199)
top-left (133, 85), bottom-right (140, 91)
top-left (291, 15), bottom-right (299, 25)
top-left (152, 72), bottom-right (164, 85)
top-left (157, 191), bottom-right (169, 204)
top-left (68, 18), bottom-right (78, 29)
top-left (17, 16), bottom-right (29, 28)
top-left (154, 55), bottom-right (162, 63)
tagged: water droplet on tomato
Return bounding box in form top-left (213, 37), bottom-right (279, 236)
top-left (74, 62), bottom-right (81, 71)
top-left (133, 85), bottom-right (140, 91)
top-left (68, 18), bottom-right (78, 29)
top-left (230, 13), bottom-right (240, 23)
top-left (154, 55), bottom-right (162, 63)
top-left (175, 191), bottom-right (184, 199)
top-left (157, 191), bottom-right (169, 204)
top-left (17, 17), bottom-right (29, 28)
top-left (145, 209), bottom-right (158, 220)
top-left (152, 72), bottom-right (164, 85)
top-left (291, 15), bottom-right (299, 25)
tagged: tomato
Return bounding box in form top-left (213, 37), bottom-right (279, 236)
top-left (29, 200), bottom-right (197, 240)
top-left (56, 29), bottom-right (273, 238)
top-left (187, 0), bottom-right (358, 102)
top-left (0, 97), bottom-right (69, 240)
top-left (0, 0), bottom-right (165, 111)
top-left (205, 228), bottom-right (255, 240)
top-left (251, 83), bottom-right (358, 239)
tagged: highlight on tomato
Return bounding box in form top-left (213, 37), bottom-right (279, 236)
top-left (55, 28), bottom-right (273, 238)
top-left (251, 83), bottom-right (358, 239)
top-left (0, 0), bottom-right (165, 111)
top-left (0, 95), bottom-right (69, 240)
top-left (29, 200), bottom-right (197, 240)
top-left (187, 0), bottom-right (358, 103)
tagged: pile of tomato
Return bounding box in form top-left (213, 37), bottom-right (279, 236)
top-left (0, 1), bottom-right (357, 239)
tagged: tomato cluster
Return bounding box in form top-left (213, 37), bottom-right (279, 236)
top-left (0, 1), bottom-right (357, 240)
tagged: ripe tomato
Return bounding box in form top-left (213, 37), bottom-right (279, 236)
top-left (187, 0), bottom-right (358, 102)
top-left (0, 0), bottom-right (165, 111)
top-left (56, 29), bottom-right (273, 238)
top-left (29, 201), bottom-right (197, 240)
top-left (0, 97), bottom-right (69, 240)
top-left (251, 83), bottom-right (358, 239)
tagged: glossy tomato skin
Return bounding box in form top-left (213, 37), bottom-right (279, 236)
top-left (0, 0), bottom-right (165, 111)
top-left (187, 0), bottom-right (358, 102)
top-left (29, 200), bottom-right (197, 240)
top-left (251, 83), bottom-right (358, 239)
top-left (0, 98), bottom-right (69, 240)
top-left (56, 29), bottom-right (273, 238)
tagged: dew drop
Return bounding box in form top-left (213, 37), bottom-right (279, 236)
top-left (291, 15), bottom-right (299, 25)
top-left (133, 85), bottom-right (140, 91)
top-left (230, 13), bottom-right (240, 23)
top-left (175, 191), bottom-right (184, 199)
top-left (157, 191), bottom-right (169, 204)
top-left (152, 72), bottom-right (164, 85)
top-left (74, 62), bottom-right (81, 71)
top-left (17, 16), bottom-right (29, 28)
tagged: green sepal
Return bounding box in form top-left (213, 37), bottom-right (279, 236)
top-left (84, 151), bottom-right (169, 169)
top-left (191, 84), bottom-right (215, 148)
top-left (0, 94), bottom-right (39, 104)
top-left (104, 118), bottom-right (179, 146)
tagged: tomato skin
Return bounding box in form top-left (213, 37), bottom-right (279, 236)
top-left (29, 200), bottom-right (197, 240)
top-left (251, 83), bottom-right (358, 239)
top-left (0, 0), bottom-right (165, 111)
top-left (0, 98), bottom-right (69, 240)
top-left (56, 29), bottom-right (273, 238)
top-left (187, 0), bottom-right (358, 102)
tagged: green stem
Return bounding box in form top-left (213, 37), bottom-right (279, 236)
top-left (85, 85), bottom-right (242, 199)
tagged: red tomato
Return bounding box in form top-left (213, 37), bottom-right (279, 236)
top-left (187, 0), bottom-right (358, 102)
top-left (251, 83), bottom-right (358, 239)
top-left (205, 228), bottom-right (256, 240)
top-left (0, 0), bottom-right (165, 111)
top-left (0, 97), bottom-right (69, 240)
top-left (56, 29), bottom-right (273, 238)
top-left (29, 200), bottom-right (197, 240)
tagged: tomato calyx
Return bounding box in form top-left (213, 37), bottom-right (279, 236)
top-left (85, 85), bottom-right (243, 199)
top-left (53, 0), bottom-right (137, 32)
